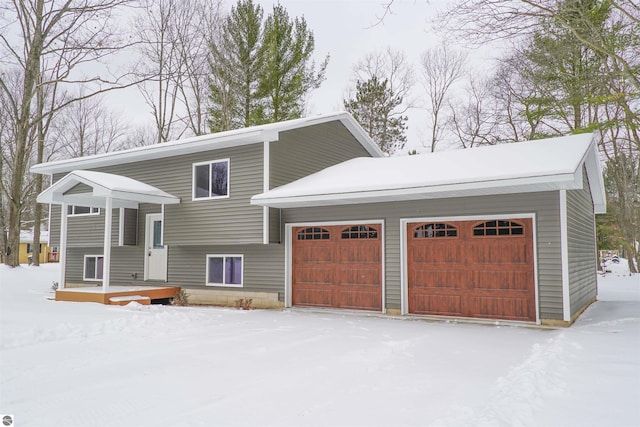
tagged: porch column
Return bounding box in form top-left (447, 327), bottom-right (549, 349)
top-left (102, 197), bottom-right (113, 292)
top-left (59, 202), bottom-right (68, 290)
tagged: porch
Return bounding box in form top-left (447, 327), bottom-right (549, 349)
top-left (55, 285), bottom-right (181, 305)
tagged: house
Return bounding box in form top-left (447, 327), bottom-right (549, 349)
top-left (31, 112), bottom-right (606, 326)
top-left (18, 230), bottom-right (56, 264)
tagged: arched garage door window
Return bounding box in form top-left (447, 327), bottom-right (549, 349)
top-left (473, 220), bottom-right (524, 236)
top-left (413, 223), bottom-right (457, 238)
top-left (341, 225), bottom-right (378, 239)
top-left (297, 227), bottom-right (330, 240)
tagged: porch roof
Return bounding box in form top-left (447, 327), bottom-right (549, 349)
top-left (37, 170), bottom-right (180, 209)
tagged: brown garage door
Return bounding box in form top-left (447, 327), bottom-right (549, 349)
top-left (292, 224), bottom-right (382, 311)
top-left (407, 219), bottom-right (535, 321)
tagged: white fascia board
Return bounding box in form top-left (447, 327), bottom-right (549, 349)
top-left (339, 116), bottom-right (384, 157)
top-left (31, 130), bottom-right (267, 175)
top-left (251, 172), bottom-right (581, 208)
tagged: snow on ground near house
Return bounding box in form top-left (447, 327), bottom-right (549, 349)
top-left (1, 264), bottom-right (638, 427)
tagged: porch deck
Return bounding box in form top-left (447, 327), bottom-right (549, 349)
top-left (55, 286), bottom-right (181, 305)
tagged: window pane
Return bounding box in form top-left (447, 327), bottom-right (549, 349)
top-left (211, 161), bottom-right (228, 197)
top-left (74, 206), bottom-right (91, 215)
top-left (194, 164), bottom-right (210, 198)
top-left (85, 257), bottom-right (96, 279)
top-left (208, 257), bottom-right (224, 284)
top-left (153, 220), bottom-right (162, 248)
top-left (96, 257), bottom-right (104, 280)
top-left (225, 257), bottom-right (242, 285)
top-left (67, 205), bottom-right (73, 214)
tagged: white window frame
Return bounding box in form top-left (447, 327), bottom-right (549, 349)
top-left (192, 159), bottom-right (230, 201)
top-left (205, 254), bottom-right (244, 287)
top-left (83, 254), bottom-right (104, 281)
top-left (68, 205), bottom-right (100, 217)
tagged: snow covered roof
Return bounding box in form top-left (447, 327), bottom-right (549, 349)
top-left (30, 112), bottom-right (382, 175)
top-left (37, 170), bottom-right (180, 209)
top-left (20, 229), bottom-right (49, 244)
top-left (251, 133), bottom-right (606, 213)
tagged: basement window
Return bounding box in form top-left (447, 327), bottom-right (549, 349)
top-left (206, 255), bottom-right (243, 287)
top-left (83, 255), bottom-right (104, 281)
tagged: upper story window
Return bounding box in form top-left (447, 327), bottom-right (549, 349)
top-left (193, 159), bottom-right (229, 200)
top-left (414, 223), bottom-right (457, 238)
top-left (67, 205), bottom-right (99, 216)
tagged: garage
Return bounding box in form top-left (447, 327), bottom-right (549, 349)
top-left (407, 219), bottom-right (536, 322)
top-left (292, 224), bottom-right (382, 311)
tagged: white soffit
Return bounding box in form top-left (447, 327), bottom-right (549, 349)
top-left (252, 133), bottom-right (606, 209)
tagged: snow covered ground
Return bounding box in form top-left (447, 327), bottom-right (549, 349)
top-left (1, 264), bottom-right (638, 427)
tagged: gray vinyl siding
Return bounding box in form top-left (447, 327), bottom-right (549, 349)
top-left (65, 244), bottom-right (285, 296)
top-left (122, 208), bottom-right (138, 246)
top-left (282, 191), bottom-right (563, 319)
top-left (96, 144), bottom-right (264, 245)
top-left (567, 167), bottom-right (598, 316)
top-left (49, 143), bottom-right (265, 246)
top-left (268, 121), bottom-right (374, 243)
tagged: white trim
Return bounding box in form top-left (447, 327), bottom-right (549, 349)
top-left (59, 203), bottom-right (68, 290)
top-left (102, 197), bottom-right (112, 292)
top-left (144, 213), bottom-right (167, 281)
top-left (191, 158), bottom-right (230, 201)
top-left (118, 207), bottom-right (124, 246)
top-left (560, 190), bottom-right (571, 321)
top-left (263, 140), bottom-right (270, 245)
top-left (284, 219), bottom-right (385, 312)
top-left (205, 254), bottom-right (244, 287)
top-left (30, 112), bottom-right (382, 175)
top-left (400, 213), bottom-right (540, 324)
top-left (83, 254), bottom-right (105, 282)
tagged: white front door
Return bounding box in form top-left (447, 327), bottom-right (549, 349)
top-left (145, 213), bottom-right (167, 281)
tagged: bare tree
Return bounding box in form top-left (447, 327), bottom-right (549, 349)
top-left (351, 47), bottom-right (415, 114)
top-left (48, 94), bottom-right (129, 159)
top-left (420, 44), bottom-right (467, 152)
top-left (438, 0), bottom-right (640, 92)
top-left (0, 0), bottom-right (139, 267)
top-left (135, 0), bottom-right (222, 142)
top-left (449, 75), bottom-right (499, 148)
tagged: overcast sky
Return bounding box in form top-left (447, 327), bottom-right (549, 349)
top-left (109, 0), bottom-right (498, 152)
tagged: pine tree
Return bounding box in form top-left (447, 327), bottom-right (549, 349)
top-left (208, 0), bottom-right (264, 131)
top-left (344, 76), bottom-right (407, 155)
top-left (259, 4), bottom-right (328, 122)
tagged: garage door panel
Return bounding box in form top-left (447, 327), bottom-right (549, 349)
top-left (294, 267), bottom-right (333, 286)
top-left (294, 246), bottom-right (333, 263)
top-left (407, 219), bottom-right (535, 322)
top-left (470, 270), bottom-right (533, 291)
top-left (410, 269), bottom-right (463, 289)
top-left (339, 288), bottom-right (382, 310)
top-left (337, 245), bottom-right (381, 263)
top-left (292, 224), bottom-right (382, 312)
top-left (470, 296), bottom-right (533, 321)
top-left (337, 267), bottom-right (380, 286)
top-left (293, 286), bottom-right (333, 308)
top-left (410, 294), bottom-right (463, 316)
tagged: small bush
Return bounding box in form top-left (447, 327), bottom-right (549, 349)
top-left (171, 289), bottom-right (189, 306)
top-left (234, 298), bottom-right (253, 310)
